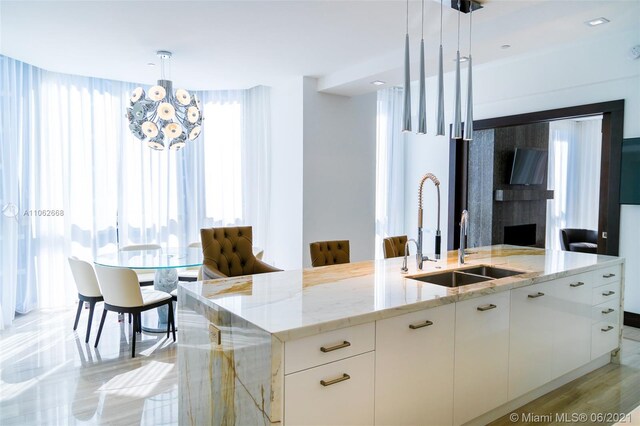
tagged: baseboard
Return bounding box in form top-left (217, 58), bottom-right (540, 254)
top-left (624, 311), bottom-right (640, 328)
top-left (464, 353), bottom-right (612, 426)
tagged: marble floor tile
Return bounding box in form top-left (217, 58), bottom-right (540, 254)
top-left (0, 305), bottom-right (177, 425)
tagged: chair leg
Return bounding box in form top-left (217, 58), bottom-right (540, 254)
top-left (170, 302), bottom-right (176, 342)
top-left (94, 310), bottom-right (108, 348)
top-left (85, 301), bottom-right (96, 343)
top-left (73, 300), bottom-right (83, 331)
top-left (166, 303), bottom-right (171, 339)
top-left (131, 315), bottom-right (137, 358)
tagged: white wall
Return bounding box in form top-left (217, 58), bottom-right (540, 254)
top-left (302, 77), bottom-right (377, 267)
top-left (404, 29), bottom-right (640, 313)
top-left (268, 77), bottom-right (304, 270)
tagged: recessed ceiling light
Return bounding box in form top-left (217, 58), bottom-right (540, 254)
top-left (371, 80), bottom-right (386, 86)
top-left (453, 56), bottom-right (469, 63)
top-left (501, 44), bottom-right (511, 49)
top-left (147, 62), bottom-right (156, 67)
top-left (586, 17), bottom-right (610, 26)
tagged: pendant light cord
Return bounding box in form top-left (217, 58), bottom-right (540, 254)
top-left (457, 0), bottom-right (461, 51)
top-left (440, 0), bottom-right (443, 42)
top-left (469, 4), bottom-right (473, 54)
top-left (421, 0), bottom-right (424, 39)
top-left (406, 0), bottom-right (409, 35)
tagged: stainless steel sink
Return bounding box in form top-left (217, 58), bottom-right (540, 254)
top-left (408, 265), bottom-right (525, 288)
top-left (458, 265), bottom-right (524, 279)
top-left (409, 271), bottom-right (493, 287)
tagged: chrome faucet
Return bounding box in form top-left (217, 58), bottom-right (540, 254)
top-left (417, 173), bottom-right (441, 269)
top-left (459, 210), bottom-right (469, 264)
top-left (401, 239), bottom-right (418, 273)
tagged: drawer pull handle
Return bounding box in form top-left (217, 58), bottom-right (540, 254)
top-left (477, 304), bottom-right (497, 312)
top-left (320, 373), bottom-right (350, 387)
top-left (602, 291), bottom-right (616, 296)
top-left (528, 292), bottom-right (545, 299)
top-left (570, 282), bottom-right (584, 288)
top-left (603, 273), bottom-right (616, 278)
top-left (602, 308), bottom-right (615, 314)
top-left (320, 341), bottom-right (351, 353)
top-left (409, 320), bottom-right (434, 330)
top-left (601, 325), bottom-right (614, 332)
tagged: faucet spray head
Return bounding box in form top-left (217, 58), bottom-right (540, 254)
top-left (418, 173), bottom-right (440, 228)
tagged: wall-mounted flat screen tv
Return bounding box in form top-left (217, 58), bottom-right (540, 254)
top-left (620, 138), bottom-right (640, 205)
top-left (509, 148), bottom-right (548, 185)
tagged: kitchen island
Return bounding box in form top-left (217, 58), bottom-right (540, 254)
top-left (177, 245), bottom-right (624, 425)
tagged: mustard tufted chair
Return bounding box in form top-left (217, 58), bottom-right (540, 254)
top-left (200, 226), bottom-right (281, 280)
top-left (309, 240), bottom-right (350, 267)
top-left (383, 235), bottom-right (408, 259)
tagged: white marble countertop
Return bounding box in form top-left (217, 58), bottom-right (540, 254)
top-left (179, 245), bottom-right (623, 341)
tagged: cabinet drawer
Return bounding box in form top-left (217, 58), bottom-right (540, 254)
top-left (592, 282), bottom-right (620, 306)
top-left (558, 273), bottom-right (593, 299)
top-left (591, 265), bottom-right (622, 288)
top-left (375, 304), bottom-right (455, 426)
top-left (591, 299), bottom-right (619, 324)
top-left (284, 322), bottom-right (374, 374)
top-left (284, 351), bottom-right (374, 426)
top-left (454, 292), bottom-right (510, 426)
top-left (591, 321), bottom-right (619, 359)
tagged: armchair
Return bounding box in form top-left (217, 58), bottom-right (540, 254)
top-left (200, 226), bottom-right (281, 280)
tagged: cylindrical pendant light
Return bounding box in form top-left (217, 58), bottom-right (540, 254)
top-left (418, 0), bottom-right (427, 134)
top-left (402, 0), bottom-right (412, 132)
top-left (436, 0), bottom-right (445, 136)
top-left (463, 5), bottom-right (474, 141)
top-left (453, 0), bottom-right (463, 139)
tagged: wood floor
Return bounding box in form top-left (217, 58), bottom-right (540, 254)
top-left (1, 304), bottom-right (639, 425)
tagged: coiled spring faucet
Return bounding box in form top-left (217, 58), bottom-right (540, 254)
top-left (417, 173), bottom-right (441, 270)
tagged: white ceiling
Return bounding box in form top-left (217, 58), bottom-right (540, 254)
top-left (1, 0), bottom-right (638, 96)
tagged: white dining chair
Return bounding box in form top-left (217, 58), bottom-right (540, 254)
top-left (94, 265), bottom-right (175, 358)
top-left (68, 257), bottom-right (104, 343)
top-left (120, 244), bottom-right (161, 286)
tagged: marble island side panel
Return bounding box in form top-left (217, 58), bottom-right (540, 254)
top-left (178, 288), bottom-right (284, 425)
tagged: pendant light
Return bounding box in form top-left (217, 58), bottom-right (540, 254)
top-left (436, 0), bottom-right (445, 136)
top-left (452, 0), bottom-right (463, 139)
top-left (402, 0), bottom-right (412, 132)
top-left (463, 4), bottom-right (474, 141)
top-left (127, 51), bottom-right (203, 151)
top-left (417, 0), bottom-right (427, 134)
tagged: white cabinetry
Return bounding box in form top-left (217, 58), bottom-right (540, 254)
top-left (284, 352), bottom-right (375, 426)
top-left (282, 264), bottom-right (622, 426)
top-left (454, 292), bottom-right (510, 426)
top-left (509, 281), bottom-right (555, 399)
top-left (591, 272), bottom-right (621, 359)
top-left (375, 303), bottom-right (455, 426)
top-left (551, 274), bottom-right (593, 379)
top-left (283, 323), bottom-right (375, 426)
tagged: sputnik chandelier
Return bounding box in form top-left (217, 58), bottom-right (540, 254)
top-left (127, 50), bottom-right (203, 151)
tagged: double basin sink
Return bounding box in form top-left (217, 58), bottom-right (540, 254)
top-left (408, 265), bottom-right (525, 288)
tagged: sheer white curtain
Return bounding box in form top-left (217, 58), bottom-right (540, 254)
top-left (375, 87), bottom-right (405, 259)
top-left (0, 55), bottom-right (272, 328)
top-left (0, 58), bottom-right (41, 327)
top-left (546, 118), bottom-right (602, 251)
top-left (242, 86), bottom-right (271, 254)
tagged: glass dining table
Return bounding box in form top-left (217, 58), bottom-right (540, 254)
top-left (94, 247), bottom-right (202, 332)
